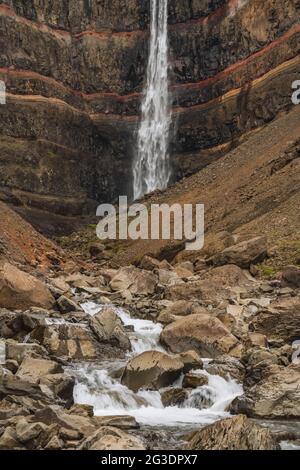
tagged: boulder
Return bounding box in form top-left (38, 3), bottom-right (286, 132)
top-left (88, 242), bottom-right (105, 258)
top-left (16, 357), bottom-right (63, 383)
top-left (121, 350), bottom-right (184, 392)
top-left (160, 314), bottom-right (241, 358)
top-left (231, 364), bottom-right (300, 419)
top-left (160, 300), bottom-right (207, 317)
top-left (15, 417), bottom-right (47, 444)
top-left (110, 266), bottom-right (157, 295)
top-left (208, 236), bottom-right (268, 269)
top-left (79, 427), bottom-right (145, 450)
top-left (166, 265), bottom-right (252, 305)
top-left (94, 415), bottom-right (139, 430)
top-left (183, 372), bottom-right (208, 388)
top-left (186, 415), bottom-right (278, 450)
top-left (281, 266), bottom-right (300, 288)
top-left (157, 310), bottom-right (183, 325)
top-left (34, 405), bottom-right (97, 436)
top-left (139, 255), bottom-right (161, 271)
top-left (205, 355), bottom-right (245, 383)
top-left (0, 427), bottom-right (24, 450)
top-left (175, 350), bottom-right (203, 373)
top-left (157, 269), bottom-right (179, 285)
top-left (39, 373), bottom-right (75, 405)
top-left (6, 341), bottom-right (47, 364)
top-left (0, 262), bottom-right (55, 310)
top-left (57, 296), bottom-right (83, 314)
top-left (249, 298), bottom-right (300, 343)
top-left (245, 333), bottom-right (268, 349)
top-left (30, 324), bottom-right (98, 360)
top-left (161, 388), bottom-right (188, 407)
top-left (89, 308), bottom-right (131, 351)
top-left (49, 277), bottom-right (70, 294)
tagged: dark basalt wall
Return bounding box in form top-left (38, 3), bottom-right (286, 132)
top-left (0, 0), bottom-right (299, 234)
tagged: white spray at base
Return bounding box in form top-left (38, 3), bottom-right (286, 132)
top-left (133, 0), bottom-right (171, 200)
top-left (74, 301), bottom-right (243, 428)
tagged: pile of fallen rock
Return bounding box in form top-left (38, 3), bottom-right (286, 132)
top-left (0, 234), bottom-right (299, 450)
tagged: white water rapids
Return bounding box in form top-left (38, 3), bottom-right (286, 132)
top-left (133, 0), bottom-right (171, 200)
top-left (70, 301), bottom-right (243, 428)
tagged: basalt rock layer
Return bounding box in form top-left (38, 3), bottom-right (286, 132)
top-left (0, 0), bottom-right (299, 233)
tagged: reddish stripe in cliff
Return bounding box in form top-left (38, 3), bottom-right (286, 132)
top-left (0, 68), bottom-right (140, 102)
top-left (0, 4), bottom-right (144, 41)
top-left (172, 24), bottom-right (300, 93)
top-left (1, 22), bottom-right (299, 104)
top-left (0, 0), bottom-right (247, 42)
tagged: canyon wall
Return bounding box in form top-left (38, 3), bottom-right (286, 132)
top-left (0, 0), bottom-right (299, 233)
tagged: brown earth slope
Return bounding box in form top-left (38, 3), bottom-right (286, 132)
top-left (68, 105), bottom-right (299, 275)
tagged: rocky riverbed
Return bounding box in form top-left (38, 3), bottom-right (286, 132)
top-left (0, 234), bottom-right (300, 450)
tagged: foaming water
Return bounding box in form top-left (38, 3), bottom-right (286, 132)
top-left (0, 340), bottom-right (5, 364)
top-left (133, 0), bottom-right (171, 199)
top-left (72, 362), bottom-right (242, 427)
top-left (81, 301), bottom-right (164, 354)
top-left (74, 301), bottom-right (243, 428)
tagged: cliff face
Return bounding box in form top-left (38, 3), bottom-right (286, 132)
top-left (0, 0), bottom-right (299, 233)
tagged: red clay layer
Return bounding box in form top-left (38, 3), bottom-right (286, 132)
top-left (0, 22), bottom-right (298, 101)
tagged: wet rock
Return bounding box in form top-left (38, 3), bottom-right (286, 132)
top-left (208, 236), bottom-right (268, 269)
top-left (205, 355), bottom-right (245, 383)
top-left (281, 266), bottom-right (300, 288)
top-left (121, 350), bottom-right (184, 392)
top-left (79, 426), bottom-right (145, 450)
top-left (160, 314), bottom-right (241, 358)
top-left (110, 266), bottom-right (157, 295)
top-left (57, 295), bottom-right (83, 314)
top-left (89, 308), bottom-right (131, 351)
top-left (161, 388), bottom-right (188, 407)
top-left (0, 262), bottom-right (55, 310)
top-left (175, 350), bottom-right (203, 373)
top-left (186, 415), bottom-right (278, 450)
top-left (183, 372), bottom-right (208, 388)
top-left (231, 364), bottom-right (300, 419)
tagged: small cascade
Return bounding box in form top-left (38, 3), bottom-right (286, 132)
top-left (73, 301), bottom-right (243, 428)
top-left (133, 0), bottom-right (171, 200)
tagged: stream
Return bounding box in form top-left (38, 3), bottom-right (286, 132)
top-left (68, 302), bottom-right (243, 434)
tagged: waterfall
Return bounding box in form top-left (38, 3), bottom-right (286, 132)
top-left (133, 0), bottom-right (171, 200)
